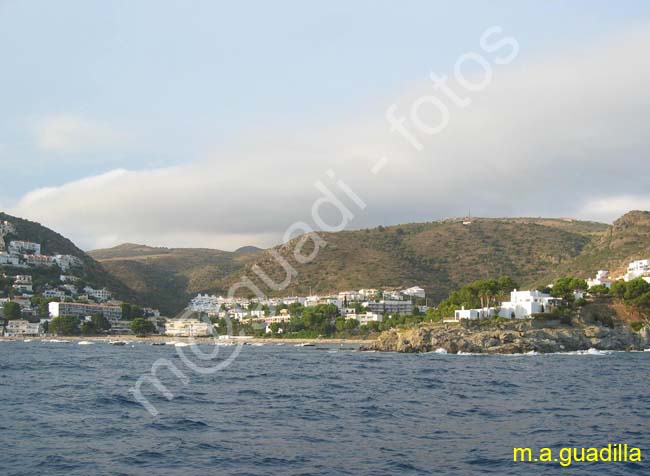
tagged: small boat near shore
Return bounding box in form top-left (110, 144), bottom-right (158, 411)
top-left (109, 341), bottom-right (127, 346)
top-left (294, 343), bottom-right (315, 347)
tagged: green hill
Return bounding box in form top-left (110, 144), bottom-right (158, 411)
top-left (88, 243), bottom-right (262, 314)
top-left (217, 217), bottom-right (610, 302)
top-left (87, 212), bottom-right (650, 314)
top-left (0, 212), bottom-right (136, 301)
top-left (535, 210), bottom-right (650, 285)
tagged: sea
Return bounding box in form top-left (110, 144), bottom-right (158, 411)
top-left (1, 340), bottom-right (649, 476)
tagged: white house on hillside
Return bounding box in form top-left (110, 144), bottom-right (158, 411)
top-left (587, 270), bottom-right (613, 289)
top-left (498, 290), bottom-right (561, 319)
top-left (453, 306), bottom-right (496, 321)
top-left (625, 259), bottom-right (650, 282)
top-left (8, 241), bottom-right (41, 255)
top-left (402, 286), bottom-right (426, 299)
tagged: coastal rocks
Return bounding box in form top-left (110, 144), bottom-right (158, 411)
top-left (363, 322), bottom-right (650, 354)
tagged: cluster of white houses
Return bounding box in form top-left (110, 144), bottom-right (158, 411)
top-left (0, 241), bottom-right (83, 272)
top-left (450, 289), bottom-right (562, 322)
top-left (450, 261), bottom-right (650, 322)
top-left (4, 252), bottom-right (650, 335)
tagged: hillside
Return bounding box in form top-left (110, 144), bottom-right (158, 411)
top-left (89, 213), bottom-right (650, 314)
top-left (88, 244), bottom-right (262, 314)
top-left (535, 210), bottom-right (650, 285)
top-left (0, 212), bottom-right (136, 302)
top-left (219, 217), bottom-right (608, 302)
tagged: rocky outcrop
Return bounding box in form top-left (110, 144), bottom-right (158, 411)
top-left (363, 321), bottom-right (650, 354)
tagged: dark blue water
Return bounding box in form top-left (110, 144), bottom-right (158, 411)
top-left (1, 341), bottom-right (648, 475)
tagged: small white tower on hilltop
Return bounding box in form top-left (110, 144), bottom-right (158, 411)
top-left (462, 209), bottom-right (472, 226)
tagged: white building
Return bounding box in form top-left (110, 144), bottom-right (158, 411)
top-left (8, 241), bottom-right (41, 255)
top-left (318, 297), bottom-right (344, 310)
top-left (0, 252), bottom-right (21, 266)
top-left (587, 270), bottom-right (613, 289)
top-left (625, 260), bottom-right (650, 282)
top-left (364, 300), bottom-right (413, 316)
top-left (49, 302), bottom-right (122, 321)
top-left (24, 254), bottom-right (55, 267)
top-left (4, 319), bottom-right (42, 337)
top-left (189, 294), bottom-right (220, 313)
top-left (358, 288), bottom-right (379, 298)
top-left (83, 287), bottom-right (112, 302)
top-left (12, 283), bottom-right (33, 294)
top-left (60, 275), bottom-right (79, 283)
top-left (382, 290), bottom-right (404, 300)
top-left (42, 289), bottom-right (66, 300)
top-left (338, 291), bottom-right (364, 302)
top-left (0, 220), bottom-right (16, 236)
top-left (164, 319), bottom-right (212, 337)
top-left (498, 290), bottom-right (560, 319)
top-left (452, 306), bottom-right (497, 321)
top-left (401, 286), bottom-right (426, 299)
top-left (304, 295), bottom-right (320, 307)
top-left (345, 311), bottom-right (383, 325)
top-left (53, 254), bottom-right (83, 271)
top-left (61, 284), bottom-right (78, 295)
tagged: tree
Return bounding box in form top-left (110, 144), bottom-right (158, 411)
top-left (624, 278), bottom-right (650, 301)
top-left (301, 304), bottom-right (338, 335)
top-left (550, 277), bottom-right (588, 301)
top-left (121, 303), bottom-right (133, 320)
top-left (131, 318), bottom-right (155, 336)
top-left (121, 303), bottom-right (143, 320)
top-left (611, 281), bottom-right (627, 299)
top-left (344, 319), bottom-right (359, 330)
top-left (80, 321), bottom-right (96, 335)
top-left (50, 316), bottom-right (80, 335)
top-left (90, 314), bottom-right (111, 332)
top-left (589, 284), bottom-right (609, 296)
top-left (288, 302), bottom-right (305, 317)
top-left (2, 301), bottom-right (22, 320)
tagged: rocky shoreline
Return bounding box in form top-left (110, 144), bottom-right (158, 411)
top-left (362, 321), bottom-right (650, 354)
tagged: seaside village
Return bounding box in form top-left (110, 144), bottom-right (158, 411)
top-left (2, 219), bottom-right (650, 338)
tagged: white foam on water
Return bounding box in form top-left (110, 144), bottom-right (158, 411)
top-left (434, 348), bottom-right (448, 354)
top-left (174, 342), bottom-right (190, 347)
top-left (78, 341), bottom-right (93, 345)
top-left (557, 348), bottom-right (613, 355)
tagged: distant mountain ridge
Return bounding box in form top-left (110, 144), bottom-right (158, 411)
top-left (88, 243), bottom-right (262, 314)
top-left (89, 215), bottom-right (640, 314)
top-left (10, 210), bottom-right (647, 316)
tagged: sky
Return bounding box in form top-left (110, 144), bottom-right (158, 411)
top-left (1, 1), bottom-right (650, 250)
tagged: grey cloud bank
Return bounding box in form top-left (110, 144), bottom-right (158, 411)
top-left (8, 28), bottom-right (650, 251)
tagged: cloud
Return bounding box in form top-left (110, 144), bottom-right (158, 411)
top-left (10, 26), bottom-right (650, 250)
top-left (34, 115), bottom-right (125, 153)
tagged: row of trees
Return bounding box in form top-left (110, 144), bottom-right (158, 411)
top-left (610, 278), bottom-right (650, 312)
top-left (431, 276), bottom-right (520, 321)
top-left (48, 314), bottom-right (111, 335)
top-left (46, 315), bottom-right (156, 336)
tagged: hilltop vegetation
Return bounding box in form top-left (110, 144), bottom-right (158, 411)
top-left (12, 210), bottom-right (647, 316)
top-left (88, 244), bottom-right (261, 314)
top-left (219, 217), bottom-right (604, 301)
top-left (535, 211), bottom-right (650, 286)
top-left (91, 216), bottom-right (612, 313)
